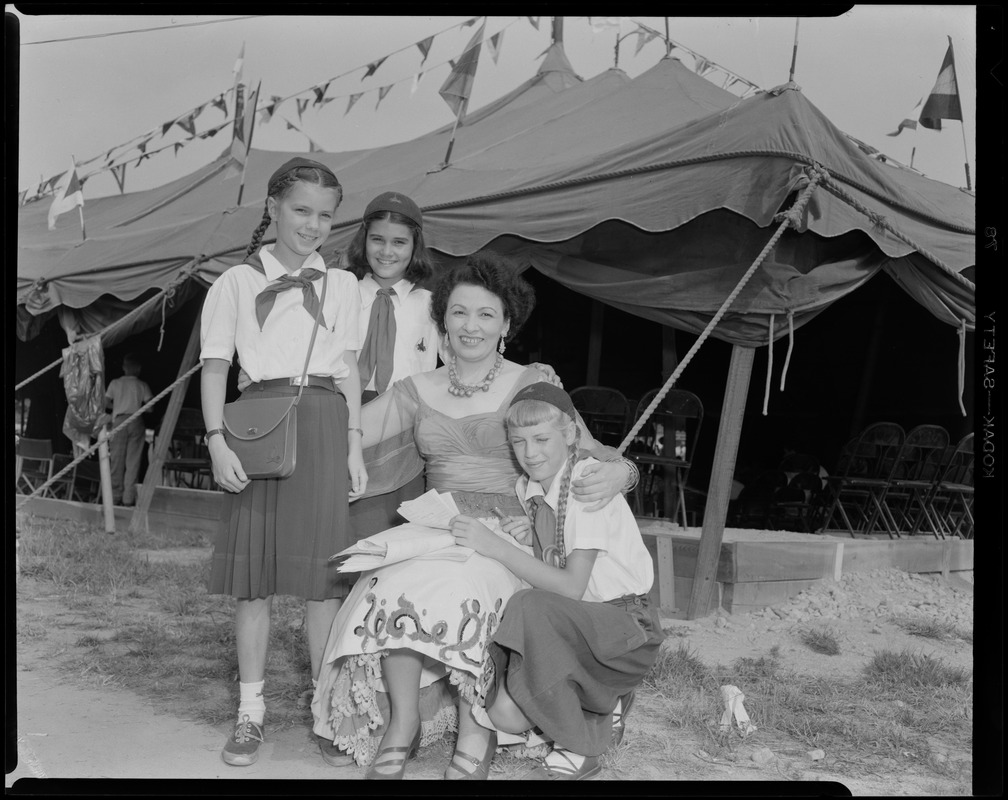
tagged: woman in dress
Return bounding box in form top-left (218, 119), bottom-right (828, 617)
top-left (311, 252), bottom-right (635, 779)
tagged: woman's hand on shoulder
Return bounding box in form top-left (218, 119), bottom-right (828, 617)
top-left (528, 362), bottom-right (563, 388)
top-left (208, 438), bottom-right (250, 493)
top-left (571, 460), bottom-right (627, 512)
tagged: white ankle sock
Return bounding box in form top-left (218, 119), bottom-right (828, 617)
top-left (238, 680), bottom-right (265, 725)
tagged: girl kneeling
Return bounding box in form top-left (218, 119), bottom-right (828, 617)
top-left (451, 382), bottom-right (665, 780)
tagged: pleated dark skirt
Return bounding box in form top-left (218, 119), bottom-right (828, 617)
top-left (208, 385), bottom-right (351, 601)
top-left (485, 589), bottom-right (664, 756)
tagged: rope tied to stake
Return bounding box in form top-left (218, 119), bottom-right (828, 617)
top-left (616, 164), bottom-right (829, 454)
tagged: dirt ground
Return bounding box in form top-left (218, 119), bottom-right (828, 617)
top-left (8, 543), bottom-right (973, 793)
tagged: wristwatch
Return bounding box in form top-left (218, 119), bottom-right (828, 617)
top-left (203, 428), bottom-right (226, 446)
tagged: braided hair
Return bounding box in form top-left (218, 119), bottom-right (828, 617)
top-left (245, 166), bottom-right (344, 258)
top-left (505, 398), bottom-right (583, 569)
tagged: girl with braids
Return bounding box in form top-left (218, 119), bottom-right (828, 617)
top-left (451, 382), bottom-right (664, 781)
top-left (200, 157), bottom-right (366, 767)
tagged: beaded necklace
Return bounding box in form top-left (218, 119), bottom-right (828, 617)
top-left (447, 353), bottom-right (504, 397)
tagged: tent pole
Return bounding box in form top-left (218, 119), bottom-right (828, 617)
top-left (664, 18), bottom-right (671, 56)
top-left (788, 18), bottom-right (800, 82)
top-left (586, 300), bottom-right (604, 385)
top-left (687, 344), bottom-right (754, 619)
top-left (129, 320), bottom-right (203, 535)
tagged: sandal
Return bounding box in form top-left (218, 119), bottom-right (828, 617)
top-left (364, 726), bottom-right (421, 780)
top-left (444, 730), bottom-right (497, 780)
top-left (525, 748), bottom-right (601, 781)
top-left (612, 688), bottom-right (636, 747)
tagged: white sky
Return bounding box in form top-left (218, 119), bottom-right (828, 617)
top-left (12, 9), bottom-right (977, 199)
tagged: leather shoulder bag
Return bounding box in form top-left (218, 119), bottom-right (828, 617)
top-left (221, 269), bottom-right (329, 479)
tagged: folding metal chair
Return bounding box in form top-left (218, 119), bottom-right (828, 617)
top-left (821, 422), bottom-right (905, 537)
top-left (15, 437), bottom-right (55, 496)
top-left (772, 471), bottom-right (825, 532)
top-left (569, 386), bottom-right (631, 447)
top-left (881, 424), bottom-right (950, 537)
top-left (163, 408), bottom-right (213, 490)
top-left (628, 388), bottom-right (704, 528)
top-left (928, 433), bottom-right (974, 539)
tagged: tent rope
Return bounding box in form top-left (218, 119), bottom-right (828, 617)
top-left (616, 165), bottom-right (828, 455)
top-left (763, 313), bottom-right (775, 415)
top-left (779, 310), bottom-right (795, 392)
top-left (818, 178), bottom-right (976, 294)
top-left (15, 361), bottom-right (204, 510)
top-left (15, 264), bottom-right (197, 393)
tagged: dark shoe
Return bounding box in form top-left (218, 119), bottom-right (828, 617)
top-left (525, 749), bottom-right (601, 780)
top-left (444, 730), bottom-right (497, 780)
top-left (612, 688), bottom-right (636, 747)
top-left (365, 726), bottom-right (421, 780)
top-left (222, 715), bottom-right (264, 766)
top-left (316, 733), bottom-right (355, 767)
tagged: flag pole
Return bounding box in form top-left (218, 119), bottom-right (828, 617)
top-left (788, 18), bottom-right (800, 82)
top-left (71, 154), bottom-right (85, 241)
top-left (236, 80), bottom-right (261, 207)
top-left (441, 105), bottom-right (464, 167)
top-left (959, 121), bottom-right (972, 191)
top-left (664, 18), bottom-right (671, 56)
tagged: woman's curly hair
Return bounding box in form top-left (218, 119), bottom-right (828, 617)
top-left (430, 252), bottom-right (536, 341)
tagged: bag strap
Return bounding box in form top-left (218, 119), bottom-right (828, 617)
top-left (294, 267), bottom-right (329, 407)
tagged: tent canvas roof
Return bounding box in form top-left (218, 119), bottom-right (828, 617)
top-left (18, 54), bottom-right (974, 344)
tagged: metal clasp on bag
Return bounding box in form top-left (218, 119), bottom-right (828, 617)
top-left (247, 427), bottom-right (258, 435)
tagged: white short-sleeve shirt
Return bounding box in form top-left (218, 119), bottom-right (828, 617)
top-left (200, 246), bottom-right (361, 383)
top-left (517, 458), bottom-right (655, 602)
top-left (357, 275), bottom-right (440, 391)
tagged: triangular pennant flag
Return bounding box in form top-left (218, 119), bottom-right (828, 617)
top-left (135, 152), bottom-right (151, 167)
top-left (345, 92), bottom-right (362, 115)
top-left (175, 113), bottom-right (197, 137)
top-left (161, 120), bottom-right (175, 137)
top-left (174, 142), bottom-right (184, 155)
top-left (487, 31), bottom-right (504, 64)
top-left (296, 97), bottom-right (310, 123)
top-left (308, 137), bottom-right (323, 153)
top-left (110, 164), bottom-right (126, 193)
top-left (47, 158), bottom-right (84, 231)
top-left (527, 16), bottom-right (540, 30)
top-left (260, 95), bottom-right (283, 125)
top-left (312, 81), bottom-right (332, 107)
top-left (634, 27), bottom-right (659, 56)
top-left (694, 56), bottom-right (713, 75)
top-left (361, 56), bottom-right (388, 81)
top-left (462, 17), bottom-right (479, 28)
top-left (438, 20), bottom-right (485, 119)
top-left (285, 119), bottom-right (300, 132)
top-left (410, 71), bottom-right (425, 97)
top-left (211, 93), bottom-right (228, 117)
top-left (919, 37), bottom-right (963, 131)
top-left (375, 84), bottom-right (394, 110)
top-left (416, 35), bottom-right (433, 65)
top-left (46, 172), bottom-right (66, 193)
top-left (887, 98), bottom-right (924, 136)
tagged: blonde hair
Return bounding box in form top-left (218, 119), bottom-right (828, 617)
top-left (505, 399), bottom-right (581, 568)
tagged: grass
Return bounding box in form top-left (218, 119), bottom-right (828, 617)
top-left (15, 515), bottom-right (973, 785)
top-left (799, 626), bottom-right (842, 655)
top-left (637, 635), bottom-right (972, 780)
top-left (890, 615), bottom-right (968, 643)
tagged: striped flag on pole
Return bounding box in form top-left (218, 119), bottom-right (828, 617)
top-left (919, 37), bottom-right (962, 131)
top-left (47, 158), bottom-right (84, 232)
top-left (438, 20), bottom-right (485, 119)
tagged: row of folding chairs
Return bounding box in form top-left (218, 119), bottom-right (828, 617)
top-left (819, 423), bottom-right (974, 539)
top-left (14, 437), bottom-right (102, 502)
top-left (570, 386), bottom-right (704, 528)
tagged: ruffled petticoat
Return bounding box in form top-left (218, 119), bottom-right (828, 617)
top-left (311, 551), bottom-right (530, 765)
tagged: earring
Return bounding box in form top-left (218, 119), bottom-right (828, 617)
top-left (498, 337), bottom-right (506, 355)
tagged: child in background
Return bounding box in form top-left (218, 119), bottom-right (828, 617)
top-left (200, 157), bottom-right (367, 767)
top-left (104, 352), bottom-right (152, 506)
top-left (450, 382), bottom-right (664, 780)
